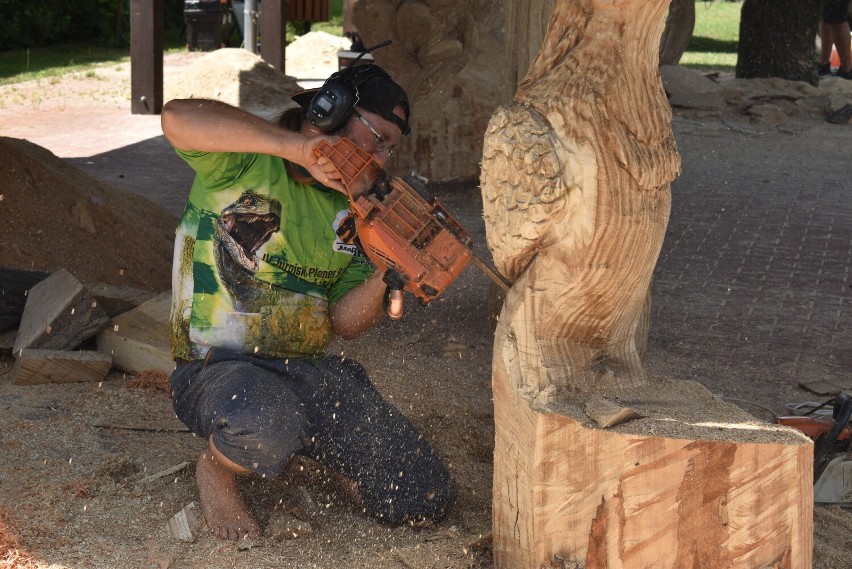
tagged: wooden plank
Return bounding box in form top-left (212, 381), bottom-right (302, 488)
top-left (261, 0), bottom-right (286, 71)
top-left (130, 0), bottom-right (164, 114)
top-left (96, 291), bottom-right (175, 375)
top-left (9, 349), bottom-right (112, 385)
top-left (13, 268), bottom-right (110, 354)
top-left (0, 267), bottom-right (50, 332)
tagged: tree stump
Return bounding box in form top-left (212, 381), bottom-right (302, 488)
top-left (480, 1), bottom-right (813, 567)
top-left (736, 0), bottom-right (822, 86)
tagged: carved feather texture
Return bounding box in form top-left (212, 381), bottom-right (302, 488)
top-left (481, 104), bottom-right (577, 282)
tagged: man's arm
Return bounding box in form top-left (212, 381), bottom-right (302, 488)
top-left (161, 98), bottom-right (346, 192)
top-left (329, 269), bottom-right (388, 339)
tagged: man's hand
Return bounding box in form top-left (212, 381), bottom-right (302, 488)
top-left (310, 138), bottom-right (386, 200)
top-left (300, 136), bottom-right (348, 194)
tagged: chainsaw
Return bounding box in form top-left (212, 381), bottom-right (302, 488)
top-left (776, 393), bottom-right (852, 503)
top-left (314, 138), bottom-right (509, 319)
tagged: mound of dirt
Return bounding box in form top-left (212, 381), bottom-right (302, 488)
top-left (0, 137), bottom-right (176, 292)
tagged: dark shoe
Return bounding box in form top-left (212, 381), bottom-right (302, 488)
top-left (838, 69), bottom-right (852, 80)
top-left (819, 63), bottom-right (832, 76)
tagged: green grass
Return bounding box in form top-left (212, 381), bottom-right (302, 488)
top-left (0, 42), bottom-right (192, 86)
top-left (0, 44), bottom-right (125, 85)
top-left (681, 0), bottom-right (742, 71)
top-left (0, 0), bottom-right (346, 86)
top-left (1, 0), bottom-right (738, 85)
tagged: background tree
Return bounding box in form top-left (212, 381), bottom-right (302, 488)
top-left (659, 0), bottom-right (695, 66)
top-left (736, 0), bottom-right (823, 85)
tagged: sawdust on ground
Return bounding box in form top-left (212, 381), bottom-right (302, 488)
top-left (0, 32), bottom-right (851, 569)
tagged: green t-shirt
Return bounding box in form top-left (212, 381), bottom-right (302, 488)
top-left (170, 149), bottom-right (374, 360)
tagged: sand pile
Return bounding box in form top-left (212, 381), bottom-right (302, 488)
top-left (161, 32), bottom-right (351, 117)
top-left (285, 31), bottom-right (352, 80)
top-left (0, 137), bottom-right (176, 292)
top-left (164, 47), bottom-right (303, 115)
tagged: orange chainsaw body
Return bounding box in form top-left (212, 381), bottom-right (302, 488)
top-left (315, 139), bottom-right (471, 303)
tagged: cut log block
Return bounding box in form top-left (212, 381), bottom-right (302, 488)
top-left (12, 268), bottom-right (110, 354)
top-left (0, 267), bottom-right (50, 332)
top-left (96, 291), bottom-right (174, 375)
top-left (9, 349), bottom-right (112, 385)
top-left (86, 282), bottom-right (157, 318)
top-left (492, 362), bottom-right (814, 568)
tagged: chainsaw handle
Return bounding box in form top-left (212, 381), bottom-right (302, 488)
top-left (383, 270), bottom-right (405, 320)
top-left (312, 139), bottom-right (385, 201)
top-left (387, 290), bottom-right (404, 320)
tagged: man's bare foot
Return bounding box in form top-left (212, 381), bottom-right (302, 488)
top-left (196, 452), bottom-right (263, 541)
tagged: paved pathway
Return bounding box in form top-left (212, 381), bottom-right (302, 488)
top-left (647, 116), bottom-right (850, 407)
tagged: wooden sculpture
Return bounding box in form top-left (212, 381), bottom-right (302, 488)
top-left (352, 0), bottom-right (508, 180)
top-left (479, 1), bottom-right (813, 567)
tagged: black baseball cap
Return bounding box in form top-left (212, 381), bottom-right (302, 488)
top-left (291, 64), bottom-right (411, 135)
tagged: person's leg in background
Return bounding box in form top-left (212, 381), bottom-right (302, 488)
top-left (821, 0), bottom-right (852, 78)
top-left (819, 18), bottom-right (834, 75)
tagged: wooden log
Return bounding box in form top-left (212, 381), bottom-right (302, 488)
top-left (12, 268), bottom-right (110, 354)
top-left (0, 267), bottom-right (50, 332)
top-left (480, 1), bottom-right (814, 566)
top-left (96, 291), bottom-right (174, 375)
top-left (9, 349), bottom-right (112, 385)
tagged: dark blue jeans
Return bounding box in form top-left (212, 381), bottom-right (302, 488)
top-left (171, 348), bottom-right (455, 525)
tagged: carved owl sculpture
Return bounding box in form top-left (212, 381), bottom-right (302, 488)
top-left (480, 0), bottom-right (681, 400)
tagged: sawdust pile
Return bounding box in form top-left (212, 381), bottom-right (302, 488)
top-left (0, 137), bottom-right (176, 292)
top-left (284, 31), bottom-right (352, 80)
top-left (161, 32), bottom-right (351, 116)
top-left (163, 47), bottom-right (303, 115)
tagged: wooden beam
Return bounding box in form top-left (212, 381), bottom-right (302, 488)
top-left (261, 0), bottom-right (286, 72)
top-left (9, 349), bottom-right (111, 385)
top-left (130, 0), bottom-right (164, 114)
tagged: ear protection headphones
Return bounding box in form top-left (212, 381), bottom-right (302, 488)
top-left (307, 41), bottom-right (394, 134)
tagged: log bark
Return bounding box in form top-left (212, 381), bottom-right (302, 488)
top-left (736, 0), bottom-right (822, 86)
top-left (480, 1), bottom-right (813, 566)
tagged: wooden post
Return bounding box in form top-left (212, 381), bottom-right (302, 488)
top-left (480, 1), bottom-right (813, 566)
top-left (130, 0), bottom-right (163, 115)
top-left (260, 0), bottom-right (286, 72)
